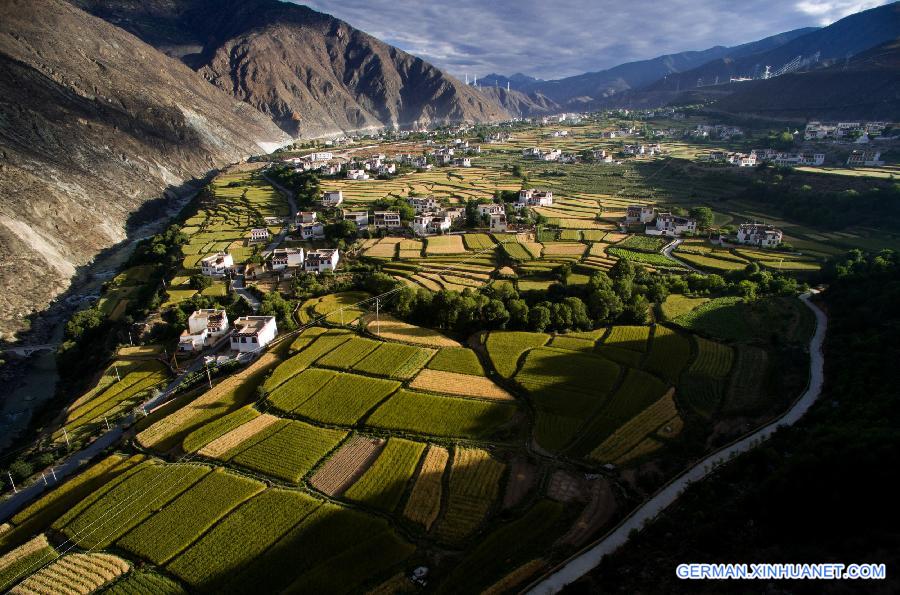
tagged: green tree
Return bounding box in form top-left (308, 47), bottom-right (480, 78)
top-left (689, 206), bottom-right (714, 229)
top-left (529, 305), bottom-right (551, 332)
top-left (189, 274), bottom-right (212, 291)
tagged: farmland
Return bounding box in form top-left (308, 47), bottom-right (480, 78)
top-left (367, 390), bottom-right (516, 439)
top-left (344, 438), bottom-right (426, 511)
top-left (435, 447), bottom-right (506, 543)
top-left (403, 445), bottom-right (449, 530)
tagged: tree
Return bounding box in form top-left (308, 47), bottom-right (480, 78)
top-left (507, 299), bottom-right (529, 328)
top-left (325, 219), bottom-right (357, 241)
top-left (689, 206), bottom-right (714, 230)
top-left (622, 294), bottom-right (650, 324)
top-left (189, 274), bottom-right (212, 291)
top-left (482, 299), bottom-right (510, 329)
top-left (564, 297), bottom-right (592, 330)
top-left (587, 289), bottom-right (623, 323)
top-left (529, 305), bottom-right (551, 332)
top-left (9, 459), bottom-right (33, 482)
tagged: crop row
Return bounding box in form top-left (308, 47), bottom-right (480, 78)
top-left (588, 388), bottom-right (677, 463)
top-left (344, 438), bottom-right (426, 512)
top-left (404, 445), bottom-right (449, 530)
top-left (426, 347), bottom-right (485, 376)
top-left (435, 447), bottom-right (505, 543)
top-left (690, 336), bottom-right (734, 379)
top-left (230, 421), bottom-right (346, 483)
top-left (351, 341), bottom-right (435, 379)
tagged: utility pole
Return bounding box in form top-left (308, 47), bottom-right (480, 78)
top-left (115, 365), bottom-right (121, 382)
top-left (206, 364), bottom-right (213, 389)
top-left (7, 471), bottom-right (17, 494)
top-left (63, 427), bottom-right (70, 449)
top-left (50, 468), bottom-right (57, 482)
top-left (375, 298), bottom-right (380, 336)
top-left (42, 472), bottom-right (48, 486)
top-left (128, 331), bottom-right (133, 346)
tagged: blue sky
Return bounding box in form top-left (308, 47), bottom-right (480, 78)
top-left (296, 0), bottom-right (891, 79)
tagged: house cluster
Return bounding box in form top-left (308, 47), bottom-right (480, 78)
top-left (600, 127), bottom-right (637, 139)
top-left (487, 132), bottom-right (513, 143)
top-left (846, 149), bottom-right (884, 167)
top-left (623, 205), bottom-right (697, 237)
top-left (269, 246), bottom-right (340, 274)
top-left (551, 130), bottom-right (569, 137)
top-left (735, 223), bottom-right (783, 248)
top-left (622, 143), bottom-right (663, 157)
top-left (522, 147), bottom-right (562, 161)
top-left (428, 140), bottom-right (479, 166)
top-left (690, 125), bottom-right (744, 139)
top-left (346, 153), bottom-right (398, 177)
top-left (294, 210), bottom-right (325, 240)
top-left (591, 149), bottom-right (620, 164)
top-left (408, 196), bottom-right (466, 236)
top-left (397, 153), bottom-right (432, 170)
top-left (804, 121), bottom-right (887, 142)
top-left (283, 152), bottom-right (341, 176)
top-left (708, 149), bottom-right (825, 168)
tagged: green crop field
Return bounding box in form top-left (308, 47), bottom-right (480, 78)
top-left (570, 368), bottom-right (669, 457)
top-left (315, 336), bottom-right (381, 369)
top-left (230, 421), bottom-right (346, 482)
top-left (367, 390), bottom-right (515, 439)
top-left (117, 469), bottom-right (265, 565)
top-left (724, 346), bottom-right (770, 413)
top-left (485, 331), bottom-right (550, 377)
top-left (658, 294), bottom-right (710, 321)
top-left (352, 342), bottom-right (435, 379)
top-left (463, 233), bottom-right (497, 250)
top-left (56, 463), bottom-right (210, 549)
top-left (426, 347), bottom-right (486, 376)
top-left (267, 368), bottom-right (339, 413)
top-left (644, 325), bottom-right (692, 383)
top-left (344, 438), bottom-right (426, 511)
top-left (618, 235), bottom-right (667, 253)
top-left (678, 374), bottom-right (725, 419)
top-left (102, 570), bottom-right (184, 595)
top-left (547, 334), bottom-right (597, 352)
top-left (603, 325), bottom-right (651, 352)
top-left (690, 336), bottom-right (734, 378)
top-left (607, 247), bottom-right (685, 268)
top-left (435, 447), bottom-right (505, 543)
top-left (291, 372), bottom-right (400, 425)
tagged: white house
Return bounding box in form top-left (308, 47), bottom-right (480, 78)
top-left (847, 150), bottom-right (884, 167)
top-left (651, 213), bottom-right (696, 237)
top-left (773, 152), bottom-right (825, 167)
top-left (517, 189), bottom-right (553, 208)
top-left (478, 203), bottom-right (505, 217)
top-left (179, 309), bottom-right (230, 352)
top-left (408, 196), bottom-right (439, 213)
top-left (295, 211), bottom-right (317, 225)
top-left (453, 157), bottom-right (472, 167)
top-left (736, 223), bottom-right (783, 248)
top-left (489, 212), bottom-right (508, 232)
top-left (249, 228), bottom-right (270, 243)
top-left (200, 252), bottom-right (234, 277)
top-left (321, 190), bottom-right (344, 206)
top-left (625, 205), bottom-right (656, 224)
top-left (411, 214), bottom-right (451, 236)
top-left (343, 210), bottom-right (369, 230)
top-left (346, 169), bottom-right (370, 181)
top-left (230, 316), bottom-right (278, 353)
top-left (298, 221), bottom-right (325, 240)
top-left (305, 151), bottom-right (333, 162)
top-left (373, 211), bottom-right (402, 229)
top-left (270, 247), bottom-right (305, 270)
top-left (304, 248), bottom-right (340, 273)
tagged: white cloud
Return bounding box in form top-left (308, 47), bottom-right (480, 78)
top-left (294, 0), bottom-right (892, 79)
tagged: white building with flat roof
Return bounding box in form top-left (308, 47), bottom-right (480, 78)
top-left (249, 228), bottom-right (270, 243)
top-left (517, 189), bottom-right (553, 208)
top-left (651, 213), bottom-right (696, 237)
top-left (270, 247), bottom-right (305, 270)
top-left (179, 309), bottom-right (229, 352)
top-left (736, 223), bottom-right (783, 248)
top-left (231, 316), bottom-right (278, 353)
top-left (304, 249), bottom-right (340, 273)
top-left (322, 190), bottom-right (344, 206)
top-left (373, 211), bottom-right (402, 229)
top-left (298, 222), bottom-right (325, 240)
top-left (200, 252), bottom-right (233, 277)
top-left (343, 210), bottom-right (369, 230)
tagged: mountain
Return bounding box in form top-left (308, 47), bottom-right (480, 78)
top-left (496, 27), bottom-right (817, 108)
top-left (703, 38), bottom-right (900, 120)
top-left (651, 2), bottom-right (900, 93)
top-left (480, 73), bottom-right (543, 89)
top-left (476, 86), bottom-right (561, 116)
top-left (72, 0), bottom-right (510, 137)
top-left (0, 0), bottom-right (289, 340)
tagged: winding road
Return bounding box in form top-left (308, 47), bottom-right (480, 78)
top-left (527, 291), bottom-right (827, 593)
top-left (661, 238), bottom-right (701, 273)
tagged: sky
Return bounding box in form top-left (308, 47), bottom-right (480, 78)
top-left (296, 0), bottom-right (891, 80)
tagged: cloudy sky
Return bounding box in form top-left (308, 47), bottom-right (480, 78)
top-left (297, 0), bottom-right (890, 80)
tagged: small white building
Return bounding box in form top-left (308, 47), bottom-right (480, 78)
top-left (305, 248), bottom-right (340, 273)
top-left (346, 169), bottom-right (370, 181)
top-left (408, 196), bottom-right (440, 213)
top-left (270, 247), bottom-right (305, 270)
top-left (295, 211), bottom-right (317, 225)
top-left (489, 212), bottom-right (508, 232)
top-left (652, 213), bottom-right (697, 237)
top-left (373, 211), bottom-right (402, 229)
top-left (478, 203), bottom-right (505, 217)
top-left (200, 252), bottom-right (234, 277)
top-left (322, 190), bottom-right (344, 206)
top-left (847, 150), bottom-right (884, 167)
top-left (411, 214), bottom-right (452, 236)
top-left (230, 316), bottom-right (278, 353)
top-left (736, 223), bottom-right (783, 248)
top-left (298, 221), bottom-right (325, 240)
top-left (249, 228), bottom-right (270, 243)
top-left (179, 309), bottom-right (230, 352)
top-left (517, 189), bottom-right (553, 208)
top-left (625, 205), bottom-right (656, 224)
top-left (343, 210), bottom-right (369, 230)
top-left (452, 157), bottom-right (472, 167)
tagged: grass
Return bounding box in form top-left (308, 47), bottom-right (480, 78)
top-left (485, 331), bottom-right (550, 377)
top-left (315, 336), bottom-right (381, 369)
top-left (344, 438), bottom-right (426, 512)
top-left (116, 469), bottom-right (265, 565)
top-left (367, 390), bottom-right (516, 439)
top-left (435, 447), bottom-right (505, 543)
top-left (426, 347), bottom-right (486, 376)
top-left (230, 421), bottom-right (347, 482)
top-left (266, 368), bottom-right (338, 414)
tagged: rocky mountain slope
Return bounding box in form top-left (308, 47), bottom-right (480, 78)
top-left (73, 0), bottom-right (510, 137)
top-left (477, 86), bottom-right (561, 117)
top-left (0, 0), bottom-right (289, 340)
